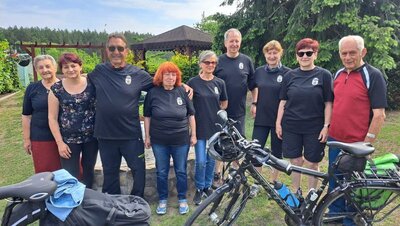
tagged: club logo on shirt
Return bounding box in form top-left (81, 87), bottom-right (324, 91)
top-left (277, 75), bottom-right (283, 83)
top-left (177, 97), bottom-right (183, 105)
top-left (312, 77), bottom-right (319, 86)
top-left (214, 87), bottom-right (219, 94)
top-left (239, 62), bottom-right (244, 69)
top-left (125, 75), bottom-right (132, 85)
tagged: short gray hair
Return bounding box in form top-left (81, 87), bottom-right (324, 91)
top-left (224, 28), bottom-right (242, 41)
top-left (107, 32), bottom-right (128, 47)
top-left (198, 50), bottom-right (218, 65)
top-left (33, 55), bottom-right (57, 69)
top-left (339, 35), bottom-right (365, 52)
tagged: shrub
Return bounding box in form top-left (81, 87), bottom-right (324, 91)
top-left (387, 63), bottom-right (400, 110)
top-left (0, 40), bottom-right (20, 94)
top-left (170, 53), bottom-right (199, 83)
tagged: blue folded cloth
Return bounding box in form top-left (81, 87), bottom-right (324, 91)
top-left (45, 169), bottom-right (86, 221)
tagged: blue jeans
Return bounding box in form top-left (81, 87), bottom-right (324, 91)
top-left (328, 137), bottom-right (355, 226)
top-left (152, 143), bottom-right (189, 201)
top-left (194, 140), bottom-right (215, 190)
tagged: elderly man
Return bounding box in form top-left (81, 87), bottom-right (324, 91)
top-left (328, 35), bottom-right (387, 225)
top-left (213, 28), bottom-right (257, 190)
top-left (87, 33), bottom-right (153, 197)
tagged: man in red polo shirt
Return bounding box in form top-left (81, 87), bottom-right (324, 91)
top-left (327, 35), bottom-right (387, 225)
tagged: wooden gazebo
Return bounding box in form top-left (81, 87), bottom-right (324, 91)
top-left (131, 25), bottom-right (212, 61)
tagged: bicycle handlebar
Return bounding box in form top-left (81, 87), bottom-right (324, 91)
top-left (216, 110), bottom-right (328, 179)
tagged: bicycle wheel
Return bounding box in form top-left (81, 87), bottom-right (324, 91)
top-left (313, 188), bottom-right (400, 226)
top-left (185, 182), bottom-right (251, 226)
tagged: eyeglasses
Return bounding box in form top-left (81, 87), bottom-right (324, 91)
top-left (108, 46), bottom-right (125, 52)
top-left (297, 51), bottom-right (314, 57)
top-left (202, 61), bottom-right (217, 66)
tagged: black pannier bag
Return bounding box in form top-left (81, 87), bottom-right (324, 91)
top-left (41, 189), bottom-right (151, 226)
top-left (335, 153), bottom-right (367, 173)
top-left (4, 201), bottom-right (47, 226)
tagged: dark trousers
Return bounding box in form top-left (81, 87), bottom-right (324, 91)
top-left (98, 138), bottom-right (145, 197)
top-left (61, 140), bottom-right (98, 188)
top-left (251, 125), bottom-right (283, 167)
top-left (230, 115), bottom-right (246, 136)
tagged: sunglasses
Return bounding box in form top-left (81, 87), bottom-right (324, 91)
top-left (202, 61), bottom-right (217, 66)
top-left (108, 46), bottom-right (125, 52)
top-left (297, 51), bottom-right (314, 57)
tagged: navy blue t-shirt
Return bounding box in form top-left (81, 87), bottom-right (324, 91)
top-left (187, 75), bottom-right (228, 140)
top-left (143, 86), bottom-right (195, 145)
top-left (279, 67), bottom-right (333, 134)
top-left (215, 53), bottom-right (255, 118)
top-left (254, 65), bottom-right (291, 127)
top-left (22, 81), bottom-right (54, 141)
top-left (88, 62), bottom-right (153, 140)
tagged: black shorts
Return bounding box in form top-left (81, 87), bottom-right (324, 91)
top-left (282, 130), bottom-right (325, 163)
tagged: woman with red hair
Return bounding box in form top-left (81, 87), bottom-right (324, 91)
top-left (276, 38), bottom-right (333, 193)
top-left (143, 61), bottom-right (196, 215)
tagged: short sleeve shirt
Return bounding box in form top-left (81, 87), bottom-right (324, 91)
top-left (215, 53), bottom-right (255, 118)
top-left (87, 62), bottom-right (153, 140)
top-left (254, 65), bottom-right (291, 127)
top-left (143, 86), bottom-right (195, 145)
top-left (329, 64), bottom-right (387, 142)
top-left (22, 81), bottom-right (54, 141)
top-left (279, 67), bottom-right (333, 134)
top-left (187, 75), bottom-right (228, 140)
top-left (50, 80), bottom-right (96, 144)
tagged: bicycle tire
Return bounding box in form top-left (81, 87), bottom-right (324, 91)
top-left (185, 183), bottom-right (250, 226)
top-left (313, 188), bottom-right (400, 226)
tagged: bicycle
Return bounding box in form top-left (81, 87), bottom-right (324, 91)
top-left (0, 171), bottom-right (152, 226)
top-left (185, 110), bottom-right (400, 226)
top-left (0, 172), bottom-right (57, 226)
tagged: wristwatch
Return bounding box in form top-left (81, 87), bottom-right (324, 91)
top-left (323, 124), bottom-right (330, 128)
top-left (251, 102), bottom-right (257, 106)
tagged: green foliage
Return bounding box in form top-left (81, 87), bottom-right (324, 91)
top-left (145, 51), bottom-right (169, 75)
top-left (0, 40), bottom-right (21, 94)
top-left (215, 0), bottom-right (400, 108)
top-left (170, 53), bottom-right (199, 83)
top-left (36, 48), bottom-right (101, 73)
top-left (1, 26), bottom-right (152, 46)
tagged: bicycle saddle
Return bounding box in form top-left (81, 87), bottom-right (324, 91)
top-left (0, 172), bottom-right (57, 202)
top-left (327, 141), bottom-right (375, 157)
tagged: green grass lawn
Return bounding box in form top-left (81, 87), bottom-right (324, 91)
top-left (1, 92), bottom-right (399, 225)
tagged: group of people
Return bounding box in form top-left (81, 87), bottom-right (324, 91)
top-left (22, 28), bottom-right (387, 222)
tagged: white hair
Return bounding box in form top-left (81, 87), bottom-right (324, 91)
top-left (33, 55), bottom-right (57, 69)
top-left (339, 35), bottom-right (365, 52)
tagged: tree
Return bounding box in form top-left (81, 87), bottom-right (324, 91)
top-left (215, 0), bottom-right (399, 72)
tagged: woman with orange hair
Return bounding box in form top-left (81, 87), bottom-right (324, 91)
top-left (143, 61), bottom-right (196, 215)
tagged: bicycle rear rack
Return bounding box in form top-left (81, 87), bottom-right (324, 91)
top-left (351, 169), bottom-right (400, 184)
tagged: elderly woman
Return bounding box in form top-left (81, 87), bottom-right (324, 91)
top-left (187, 50), bottom-right (228, 206)
top-left (22, 55), bottom-right (62, 173)
top-left (276, 38), bottom-right (333, 193)
top-left (143, 62), bottom-right (196, 215)
top-left (48, 53), bottom-right (98, 188)
top-left (250, 40), bottom-right (291, 182)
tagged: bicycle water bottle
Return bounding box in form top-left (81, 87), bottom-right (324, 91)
top-left (274, 181), bottom-right (300, 208)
